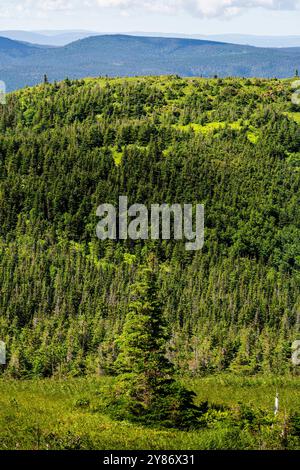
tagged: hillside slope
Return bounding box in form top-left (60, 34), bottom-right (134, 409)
top-left (0, 36), bottom-right (42, 62)
top-left (0, 76), bottom-right (299, 377)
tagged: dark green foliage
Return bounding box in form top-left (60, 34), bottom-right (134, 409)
top-left (106, 263), bottom-right (200, 428)
top-left (0, 76), bottom-right (299, 378)
top-left (290, 412), bottom-right (300, 437)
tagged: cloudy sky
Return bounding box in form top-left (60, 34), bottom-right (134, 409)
top-left (0, 0), bottom-right (300, 35)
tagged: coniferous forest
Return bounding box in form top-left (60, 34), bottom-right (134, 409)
top-left (0, 76), bottom-right (300, 449)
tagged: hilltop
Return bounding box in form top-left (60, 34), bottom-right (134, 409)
top-left (0, 35), bottom-right (300, 91)
top-left (0, 75), bottom-right (299, 377)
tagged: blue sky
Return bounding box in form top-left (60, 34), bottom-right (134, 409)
top-left (0, 0), bottom-right (300, 35)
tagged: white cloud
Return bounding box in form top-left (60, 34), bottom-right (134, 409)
top-left (95, 0), bottom-right (300, 17)
top-left (1, 0), bottom-right (300, 19)
top-left (32, 0), bottom-right (82, 11)
top-left (0, 0), bottom-right (85, 16)
top-left (37, 1), bottom-right (73, 10)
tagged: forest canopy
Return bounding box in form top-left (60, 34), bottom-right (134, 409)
top-left (0, 75), bottom-right (299, 378)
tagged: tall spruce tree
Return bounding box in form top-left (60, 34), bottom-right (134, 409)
top-left (106, 261), bottom-right (201, 428)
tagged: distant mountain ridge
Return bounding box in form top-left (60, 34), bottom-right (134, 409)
top-left (0, 36), bottom-right (40, 56)
top-left (199, 34), bottom-right (300, 48)
top-left (0, 30), bottom-right (97, 46)
top-left (2, 30), bottom-right (300, 48)
top-left (130, 32), bottom-right (300, 48)
top-left (0, 34), bottom-right (300, 91)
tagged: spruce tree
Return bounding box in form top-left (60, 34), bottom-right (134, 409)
top-left (106, 262), bottom-right (201, 429)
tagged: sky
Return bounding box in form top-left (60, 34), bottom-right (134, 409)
top-left (0, 0), bottom-right (300, 35)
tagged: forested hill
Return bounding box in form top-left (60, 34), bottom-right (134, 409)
top-left (1, 34), bottom-right (300, 91)
top-left (0, 36), bottom-right (42, 58)
top-left (0, 76), bottom-right (300, 377)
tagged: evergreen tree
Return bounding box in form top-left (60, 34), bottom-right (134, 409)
top-left (0, 77), bottom-right (299, 377)
top-left (106, 261), bottom-right (201, 429)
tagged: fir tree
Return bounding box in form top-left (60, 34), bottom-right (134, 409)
top-left (106, 261), bottom-right (201, 428)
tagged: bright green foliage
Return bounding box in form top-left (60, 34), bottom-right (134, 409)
top-left (107, 264), bottom-right (200, 428)
top-left (0, 76), bottom-right (299, 377)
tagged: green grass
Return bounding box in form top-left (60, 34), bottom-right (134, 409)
top-left (173, 121), bottom-right (259, 143)
top-left (110, 145), bottom-right (148, 166)
top-left (173, 121), bottom-right (227, 135)
top-left (188, 375), bottom-right (300, 413)
top-left (284, 112), bottom-right (300, 124)
top-left (111, 148), bottom-right (123, 166)
top-left (0, 374), bottom-right (299, 450)
top-left (247, 131), bottom-right (259, 144)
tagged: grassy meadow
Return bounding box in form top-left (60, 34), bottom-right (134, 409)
top-left (0, 374), bottom-right (299, 451)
